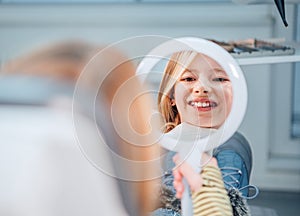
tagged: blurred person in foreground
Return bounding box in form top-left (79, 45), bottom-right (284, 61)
top-left (0, 40), bottom-right (161, 216)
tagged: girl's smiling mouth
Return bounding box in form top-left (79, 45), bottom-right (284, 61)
top-left (188, 99), bottom-right (218, 111)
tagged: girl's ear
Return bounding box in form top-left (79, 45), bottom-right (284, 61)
top-left (171, 99), bottom-right (176, 106)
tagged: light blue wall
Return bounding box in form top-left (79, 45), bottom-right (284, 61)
top-left (0, 2), bottom-right (299, 191)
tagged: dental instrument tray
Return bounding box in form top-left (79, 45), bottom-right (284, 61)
top-left (209, 38), bottom-right (295, 58)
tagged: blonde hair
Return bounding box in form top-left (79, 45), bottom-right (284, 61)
top-left (1, 40), bottom-right (101, 81)
top-left (158, 50), bottom-right (198, 132)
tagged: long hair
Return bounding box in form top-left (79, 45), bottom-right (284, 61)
top-left (157, 50), bottom-right (198, 132)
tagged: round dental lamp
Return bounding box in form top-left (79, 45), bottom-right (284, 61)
top-left (136, 37), bottom-right (248, 216)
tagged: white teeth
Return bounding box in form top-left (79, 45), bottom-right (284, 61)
top-left (190, 101), bottom-right (211, 108)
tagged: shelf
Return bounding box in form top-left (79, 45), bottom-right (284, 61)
top-left (236, 42), bottom-right (300, 65)
top-left (236, 49), bottom-right (300, 65)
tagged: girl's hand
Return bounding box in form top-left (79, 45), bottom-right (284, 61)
top-left (172, 153), bottom-right (218, 199)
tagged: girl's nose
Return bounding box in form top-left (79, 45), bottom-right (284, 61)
top-left (193, 81), bottom-right (211, 94)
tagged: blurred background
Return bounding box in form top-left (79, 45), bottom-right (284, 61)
top-left (0, 0), bottom-right (299, 215)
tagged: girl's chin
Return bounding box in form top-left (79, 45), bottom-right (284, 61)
top-left (187, 117), bottom-right (225, 129)
top-left (186, 121), bottom-right (217, 129)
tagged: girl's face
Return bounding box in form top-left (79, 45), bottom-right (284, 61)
top-left (173, 54), bottom-right (232, 129)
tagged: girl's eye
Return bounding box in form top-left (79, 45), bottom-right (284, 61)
top-left (213, 77), bottom-right (230, 82)
top-left (181, 77), bottom-right (196, 82)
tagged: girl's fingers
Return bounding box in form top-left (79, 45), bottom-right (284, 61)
top-left (173, 167), bottom-right (184, 198)
top-left (175, 181), bottom-right (184, 199)
top-left (173, 168), bottom-right (183, 182)
top-left (173, 154), bottom-right (203, 192)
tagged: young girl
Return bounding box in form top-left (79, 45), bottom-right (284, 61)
top-left (152, 50), bottom-right (254, 216)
